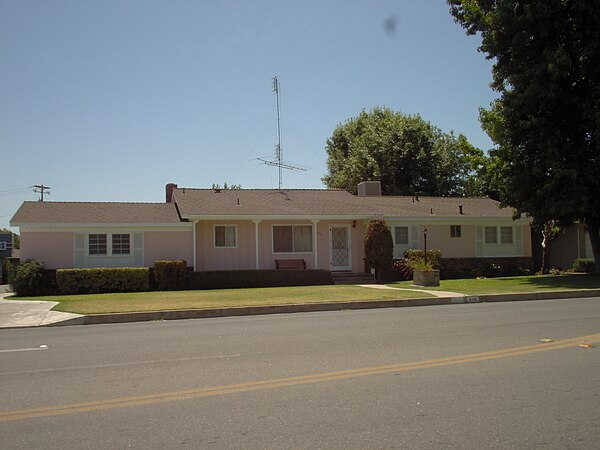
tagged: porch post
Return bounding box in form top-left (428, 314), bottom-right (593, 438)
top-left (311, 219), bottom-right (319, 269)
top-left (192, 221), bottom-right (197, 271)
top-left (253, 220), bottom-right (261, 269)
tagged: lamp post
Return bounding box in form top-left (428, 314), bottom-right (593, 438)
top-left (423, 227), bottom-right (428, 266)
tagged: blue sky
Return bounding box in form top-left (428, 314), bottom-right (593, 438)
top-left (0, 0), bottom-right (496, 231)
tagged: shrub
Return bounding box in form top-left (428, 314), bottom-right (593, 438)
top-left (154, 260), bottom-right (187, 291)
top-left (9, 259), bottom-right (46, 296)
top-left (573, 258), bottom-right (596, 273)
top-left (57, 267), bottom-right (150, 295)
top-left (364, 219), bottom-right (393, 272)
top-left (187, 269), bottom-right (333, 290)
top-left (404, 249), bottom-right (442, 269)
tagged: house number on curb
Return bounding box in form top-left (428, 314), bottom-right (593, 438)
top-left (465, 296), bottom-right (480, 303)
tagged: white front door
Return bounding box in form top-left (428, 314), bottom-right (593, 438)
top-left (330, 225), bottom-right (351, 271)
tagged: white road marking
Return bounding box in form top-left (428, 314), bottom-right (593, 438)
top-left (0, 345), bottom-right (49, 354)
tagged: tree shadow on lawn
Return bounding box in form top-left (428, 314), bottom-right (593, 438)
top-left (517, 274), bottom-right (600, 290)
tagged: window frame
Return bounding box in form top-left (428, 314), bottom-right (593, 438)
top-left (112, 233), bottom-right (131, 255)
top-left (272, 224), bottom-right (314, 254)
top-left (213, 224), bottom-right (238, 249)
top-left (450, 225), bottom-right (462, 238)
top-left (88, 233), bottom-right (108, 256)
top-left (484, 226), bottom-right (515, 245)
top-left (393, 226), bottom-right (409, 246)
top-left (500, 226), bottom-right (514, 244)
top-left (87, 233), bottom-right (132, 257)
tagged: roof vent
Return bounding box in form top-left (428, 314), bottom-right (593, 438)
top-left (459, 204), bottom-right (464, 215)
top-left (357, 181), bottom-right (382, 197)
top-left (214, 188), bottom-right (221, 193)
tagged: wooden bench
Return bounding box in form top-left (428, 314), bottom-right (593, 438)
top-left (275, 259), bottom-right (307, 270)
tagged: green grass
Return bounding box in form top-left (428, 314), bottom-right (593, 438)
top-left (389, 273), bottom-right (600, 295)
top-left (11, 285), bottom-right (432, 315)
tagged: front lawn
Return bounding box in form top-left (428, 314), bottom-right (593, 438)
top-left (389, 273), bottom-right (600, 295)
top-left (10, 285), bottom-right (432, 315)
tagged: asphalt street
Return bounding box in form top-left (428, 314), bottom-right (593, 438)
top-left (1, 297), bottom-right (599, 449)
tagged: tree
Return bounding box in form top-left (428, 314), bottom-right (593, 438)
top-left (449, 0), bottom-right (600, 272)
top-left (364, 219), bottom-right (393, 277)
top-left (211, 182), bottom-right (241, 190)
top-left (323, 107), bottom-right (487, 196)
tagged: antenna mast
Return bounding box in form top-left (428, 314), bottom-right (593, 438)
top-left (258, 76), bottom-right (306, 189)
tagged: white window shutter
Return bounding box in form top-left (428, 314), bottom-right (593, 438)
top-left (410, 225), bottom-right (419, 249)
top-left (74, 233), bottom-right (85, 267)
top-left (133, 233), bottom-right (144, 266)
top-left (476, 226), bottom-right (484, 257)
top-left (515, 226), bottom-right (523, 255)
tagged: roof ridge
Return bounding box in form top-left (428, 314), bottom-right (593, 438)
top-left (21, 201), bottom-right (172, 205)
top-left (174, 187), bottom-right (345, 192)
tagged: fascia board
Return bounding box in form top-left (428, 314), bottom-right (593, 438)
top-left (186, 214), bottom-right (375, 221)
top-left (13, 222), bottom-right (193, 230)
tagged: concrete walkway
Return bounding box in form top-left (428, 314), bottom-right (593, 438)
top-left (358, 284), bottom-right (465, 298)
top-left (0, 289), bottom-right (83, 328)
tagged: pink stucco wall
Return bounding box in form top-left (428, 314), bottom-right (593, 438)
top-left (425, 224), bottom-right (476, 258)
top-left (144, 231), bottom-right (194, 267)
top-left (195, 219), bottom-right (364, 272)
top-left (196, 221), bottom-right (256, 270)
top-left (20, 232), bottom-right (74, 269)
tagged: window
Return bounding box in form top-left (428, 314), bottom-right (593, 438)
top-left (89, 234), bottom-right (107, 255)
top-left (500, 226), bottom-right (513, 244)
top-left (394, 226), bottom-right (409, 245)
top-left (273, 225), bottom-right (313, 253)
top-left (450, 225), bottom-right (462, 238)
top-left (214, 225), bottom-right (237, 248)
top-left (484, 227), bottom-right (497, 244)
top-left (112, 234), bottom-right (131, 255)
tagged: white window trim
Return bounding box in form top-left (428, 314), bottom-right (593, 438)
top-left (450, 225), bottom-right (462, 238)
top-left (393, 226), bottom-right (410, 246)
top-left (484, 226), bottom-right (514, 245)
top-left (87, 232), bottom-right (132, 257)
top-left (271, 224), bottom-right (314, 254)
top-left (213, 224), bottom-right (238, 249)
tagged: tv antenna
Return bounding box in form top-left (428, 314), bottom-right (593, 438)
top-left (258, 76), bottom-right (306, 189)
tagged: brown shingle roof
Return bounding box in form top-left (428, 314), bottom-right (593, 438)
top-left (10, 201), bottom-right (182, 224)
top-left (173, 188), bottom-right (514, 219)
top-left (173, 188), bottom-right (376, 217)
top-left (359, 196), bottom-right (514, 218)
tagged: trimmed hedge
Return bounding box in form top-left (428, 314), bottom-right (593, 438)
top-left (154, 260), bottom-right (187, 291)
top-left (187, 269), bottom-right (333, 290)
top-left (440, 257), bottom-right (534, 279)
top-left (57, 267), bottom-right (150, 295)
top-left (573, 258), bottom-right (596, 273)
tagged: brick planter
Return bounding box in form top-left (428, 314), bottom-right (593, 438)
top-left (413, 269), bottom-right (440, 287)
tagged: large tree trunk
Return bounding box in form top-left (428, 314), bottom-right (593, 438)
top-left (585, 221), bottom-right (600, 274)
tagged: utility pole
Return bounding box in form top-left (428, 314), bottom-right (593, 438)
top-left (33, 184), bottom-right (51, 202)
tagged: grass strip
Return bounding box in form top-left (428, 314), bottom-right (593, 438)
top-left (389, 274), bottom-right (600, 295)
top-left (11, 285), bottom-right (432, 315)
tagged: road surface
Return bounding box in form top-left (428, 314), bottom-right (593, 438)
top-left (1, 297), bottom-right (599, 448)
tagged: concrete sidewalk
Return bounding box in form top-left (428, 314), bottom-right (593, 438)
top-left (0, 289), bottom-right (84, 328)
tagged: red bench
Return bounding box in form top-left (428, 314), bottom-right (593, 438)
top-left (275, 259), bottom-right (307, 270)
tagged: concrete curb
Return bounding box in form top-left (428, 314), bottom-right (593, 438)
top-left (76, 288), bottom-right (600, 326)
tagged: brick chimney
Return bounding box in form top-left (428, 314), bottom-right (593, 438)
top-left (166, 183), bottom-right (177, 203)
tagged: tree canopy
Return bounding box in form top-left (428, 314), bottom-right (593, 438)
top-left (323, 107), bottom-right (486, 196)
top-left (449, 0), bottom-right (600, 270)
